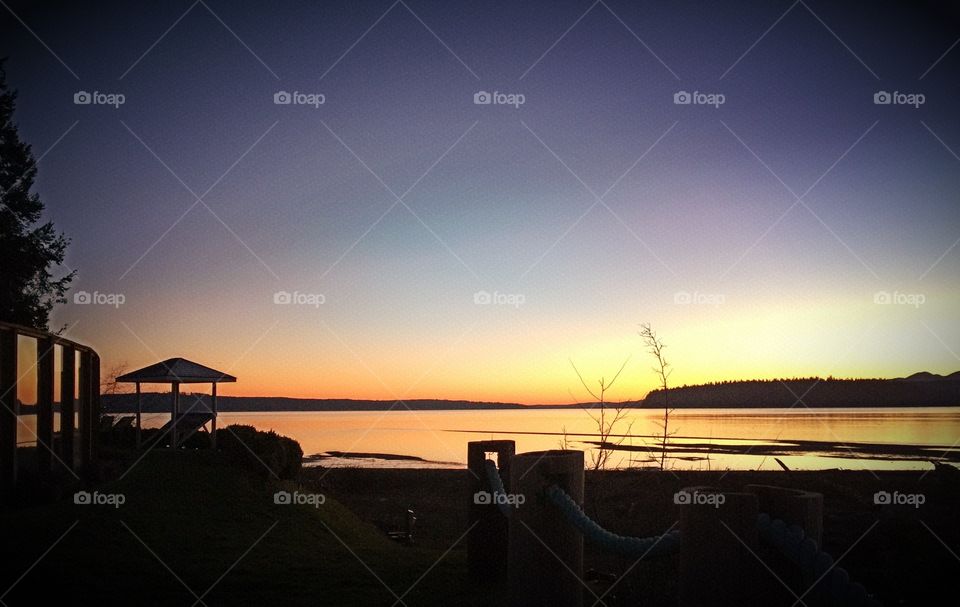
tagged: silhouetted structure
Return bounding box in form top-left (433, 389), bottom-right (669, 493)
top-left (0, 321), bottom-right (100, 498)
top-left (116, 358), bottom-right (235, 449)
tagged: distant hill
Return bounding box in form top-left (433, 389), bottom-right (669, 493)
top-left (640, 373), bottom-right (960, 409)
top-left (900, 371), bottom-right (960, 382)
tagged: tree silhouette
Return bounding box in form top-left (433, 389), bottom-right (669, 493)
top-left (0, 59), bottom-right (74, 330)
top-left (640, 323), bottom-right (674, 471)
top-left (570, 356), bottom-right (633, 470)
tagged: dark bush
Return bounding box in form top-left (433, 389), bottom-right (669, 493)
top-left (215, 425), bottom-right (303, 480)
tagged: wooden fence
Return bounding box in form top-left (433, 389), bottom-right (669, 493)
top-left (0, 320), bottom-right (100, 500)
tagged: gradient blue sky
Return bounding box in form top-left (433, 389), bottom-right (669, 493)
top-left (2, 0), bottom-right (959, 401)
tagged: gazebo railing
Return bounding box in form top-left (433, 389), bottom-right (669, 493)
top-left (0, 320), bottom-right (101, 498)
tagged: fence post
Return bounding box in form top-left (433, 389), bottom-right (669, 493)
top-left (82, 352), bottom-right (100, 480)
top-left (508, 450), bottom-right (584, 607)
top-left (746, 484), bottom-right (824, 601)
top-left (78, 350), bottom-right (91, 475)
top-left (37, 338), bottom-right (56, 475)
top-left (745, 485), bottom-right (823, 546)
top-left (60, 346), bottom-right (75, 469)
top-left (467, 440), bottom-right (515, 587)
top-left (678, 486), bottom-right (759, 607)
top-left (0, 329), bottom-right (17, 496)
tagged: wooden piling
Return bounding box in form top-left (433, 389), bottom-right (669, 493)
top-left (678, 486), bottom-right (759, 607)
top-left (508, 450), bottom-right (584, 607)
top-left (745, 484), bottom-right (823, 545)
top-left (467, 439), bottom-right (515, 586)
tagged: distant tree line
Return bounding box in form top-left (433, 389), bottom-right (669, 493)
top-left (640, 377), bottom-right (960, 408)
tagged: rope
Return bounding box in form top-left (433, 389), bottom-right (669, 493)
top-left (545, 484), bottom-right (681, 559)
top-left (483, 466), bottom-right (878, 603)
top-left (756, 513), bottom-right (882, 607)
top-left (484, 459), bottom-right (514, 517)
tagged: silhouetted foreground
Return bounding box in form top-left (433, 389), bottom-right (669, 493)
top-left (4, 450), bottom-right (469, 606)
top-left (313, 465), bottom-right (960, 606)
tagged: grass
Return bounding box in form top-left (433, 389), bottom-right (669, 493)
top-left (2, 451), bottom-right (475, 606)
top-left (8, 453), bottom-right (958, 606)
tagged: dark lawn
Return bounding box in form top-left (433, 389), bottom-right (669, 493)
top-left (3, 451), bottom-right (476, 606)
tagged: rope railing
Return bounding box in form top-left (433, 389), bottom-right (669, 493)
top-left (756, 513), bottom-right (882, 607)
top-left (470, 444), bottom-right (883, 606)
top-left (545, 484), bottom-right (681, 559)
top-left (532, 481), bottom-right (880, 604)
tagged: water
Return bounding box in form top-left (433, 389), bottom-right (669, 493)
top-left (142, 406), bottom-right (960, 470)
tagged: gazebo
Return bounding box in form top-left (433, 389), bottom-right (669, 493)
top-left (116, 358), bottom-right (236, 449)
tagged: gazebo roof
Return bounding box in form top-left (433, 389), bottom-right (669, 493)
top-left (116, 358), bottom-right (237, 384)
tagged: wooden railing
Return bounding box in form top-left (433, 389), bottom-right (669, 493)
top-left (0, 320), bottom-right (100, 498)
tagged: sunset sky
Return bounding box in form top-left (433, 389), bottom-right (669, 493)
top-left (3, 0), bottom-right (959, 403)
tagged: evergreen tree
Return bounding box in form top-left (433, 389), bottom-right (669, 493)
top-left (0, 59), bottom-right (74, 330)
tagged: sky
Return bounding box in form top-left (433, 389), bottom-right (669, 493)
top-left (2, 0), bottom-right (959, 403)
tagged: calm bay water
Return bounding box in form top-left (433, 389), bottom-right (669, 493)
top-left (149, 406), bottom-right (960, 470)
top-left (19, 407), bottom-right (960, 470)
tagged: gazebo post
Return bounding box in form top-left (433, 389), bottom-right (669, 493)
top-left (211, 382), bottom-right (217, 449)
top-left (135, 382), bottom-right (142, 448)
top-left (171, 381), bottom-right (180, 449)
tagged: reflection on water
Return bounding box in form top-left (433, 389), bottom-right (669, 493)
top-left (149, 406), bottom-right (960, 470)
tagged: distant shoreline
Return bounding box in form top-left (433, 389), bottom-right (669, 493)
top-left (94, 373), bottom-right (960, 414)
